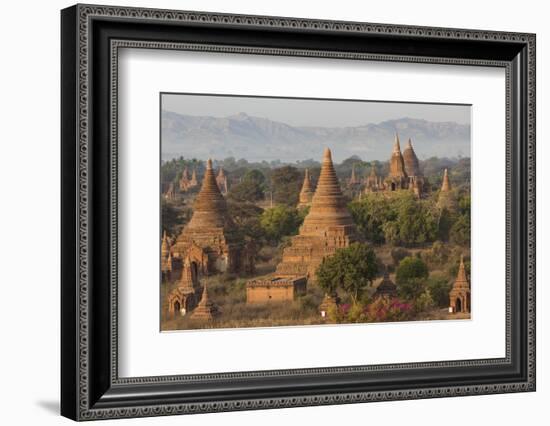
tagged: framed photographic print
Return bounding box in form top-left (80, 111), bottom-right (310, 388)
top-left (61, 4), bottom-right (536, 421)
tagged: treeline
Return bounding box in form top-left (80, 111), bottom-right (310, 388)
top-left (161, 156), bottom-right (471, 192)
top-left (348, 191), bottom-right (470, 247)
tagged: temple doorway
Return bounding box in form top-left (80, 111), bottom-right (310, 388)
top-left (174, 301), bottom-right (181, 316)
top-left (455, 298), bottom-right (462, 313)
top-left (191, 261), bottom-right (198, 282)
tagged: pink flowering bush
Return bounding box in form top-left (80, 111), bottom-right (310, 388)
top-left (361, 298), bottom-right (414, 323)
top-left (328, 298), bottom-right (414, 324)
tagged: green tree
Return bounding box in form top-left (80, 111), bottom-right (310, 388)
top-left (316, 243), bottom-right (378, 304)
top-left (349, 192), bottom-right (438, 246)
top-left (348, 192), bottom-right (397, 244)
top-left (227, 201), bottom-right (265, 241)
top-left (228, 169), bottom-right (266, 203)
top-left (395, 256), bottom-right (429, 300)
top-left (270, 166), bottom-right (302, 206)
top-left (260, 205), bottom-right (303, 243)
top-left (426, 275), bottom-right (452, 308)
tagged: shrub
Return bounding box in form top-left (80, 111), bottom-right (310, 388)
top-left (391, 247), bottom-right (411, 266)
top-left (361, 298), bottom-right (414, 323)
top-left (426, 275), bottom-right (452, 308)
top-left (316, 243), bottom-right (378, 304)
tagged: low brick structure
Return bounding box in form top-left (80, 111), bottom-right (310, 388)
top-left (246, 276), bottom-right (307, 304)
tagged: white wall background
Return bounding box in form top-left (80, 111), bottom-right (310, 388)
top-left (0, 0), bottom-right (546, 425)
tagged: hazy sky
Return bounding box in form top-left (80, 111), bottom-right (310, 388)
top-left (162, 93), bottom-right (471, 128)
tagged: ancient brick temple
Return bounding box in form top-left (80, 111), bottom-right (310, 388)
top-left (161, 230), bottom-right (173, 281)
top-left (374, 268), bottom-right (398, 300)
top-left (179, 167), bottom-right (199, 192)
top-left (403, 138), bottom-right (424, 196)
top-left (385, 134), bottom-right (408, 191)
top-left (172, 159), bottom-right (254, 276)
top-left (216, 167), bottom-right (228, 195)
top-left (164, 182), bottom-right (177, 201)
top-left (437, 168), bottom-right (457, 212)
top-left (297, 168), bottom-right (314, 208)
top-left (190, 282), bottom-right (220, 320)
top-left (364, 166), bottom-right (383, 192)
top-left (246, 276), bottom-right (307, 303)
top-left (449, 255), bottom-right (471, 313)
top-left (363, 135), bottom-right (424, 197)
top-left (275, 148), bottom-right (359, 281)
top-left (168, 257), bottom-right (201, 316)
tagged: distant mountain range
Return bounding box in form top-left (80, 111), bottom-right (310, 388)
top-left (161, 111), bottom-right (471, 162)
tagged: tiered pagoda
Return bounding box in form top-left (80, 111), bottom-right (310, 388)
top-left (363, 135), bottom-right (424, 196)
top-left (385, 134), bottom-right (408, 191)
top-left (172, 159), bottom-right (254, 276)
top-left (168, 257), bottom-right (201, 316)
top-left (161, 230), bottom-right (173, 280)
top-left (164, 182), bottom-right (177, 201)
top-left (216, 167), bottom-right (228, 195)
top-left (437, 168), bottom-right (458, 212)
top-left (449, 255), bottom-right (471, 313)
top-left (275, 148), bottom-right (359, 281)
top-left (246, 148), bottom-right (358, 303)
top-left (190, 282), bottom-right (220, 320)
top-left (297, 168), bottom-right (314, 208)
top-left (403, 138), bottom-right (424, 197)
top-left (374, 268), bottom-right (398, 300)
top-left (364, 166), bottom-right (383, 192)
top-left (179, 167), bottom-right (199, 192)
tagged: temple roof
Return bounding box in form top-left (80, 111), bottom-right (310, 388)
top-left (178, 257), bottom-right (196, 292)
top-left (186, 159), bottom-right (232, 230)
top-left (403, 138), bottom-right (421, 177)
top-left (452, 255), bottom-right (469, 290)
top-left (349, 163), bottom-right (359, 185)
top-left (376, 269), bottom-right (397, 296)
top-left (299, 168), bottom-right (314, 203)
top-left (161, 230), bottom-right (170, 256)
top-left (389, 133), bottom-right (407, 178)
top-left (300, 148), bottom-right (356, 235)
top-left (441, 168), bottom-right (451, 191)
top-left (191, 282), bottom-right (220, 320)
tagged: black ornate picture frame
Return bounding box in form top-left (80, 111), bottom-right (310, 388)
top-left (61, 4), bottom-right (536, 421)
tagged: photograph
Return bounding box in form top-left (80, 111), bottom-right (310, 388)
top-left (159, 93), bottom-right (472, 331)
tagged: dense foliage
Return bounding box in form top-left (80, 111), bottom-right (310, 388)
top-left (316, 243), bottom-right (378, 304)
top-left (395, 256), bottom-right (430, 300)
top-left (270, 166), bottom-right (303, 206)
top-left (259, 205), bottom-right (305, 243)
top-left (228, 169), bottom-right (266, 203)
top-left (349, 192), bottom-right (439, 246)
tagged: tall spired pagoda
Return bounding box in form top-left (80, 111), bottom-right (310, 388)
top-left (385, 133), bottom-right (408, 191)
top-left (216, 167), bottom-right (228, 195)
top-left (172, 159), bottom-right (254, 275)
top-left (437, 168), bottom-right (457, 212)
top-left (275, 148), bottom-right (359, 281)
top-left (297, 168), bottom-right (314, 208)
top-left (449, 255), bottom-right (471, 313)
